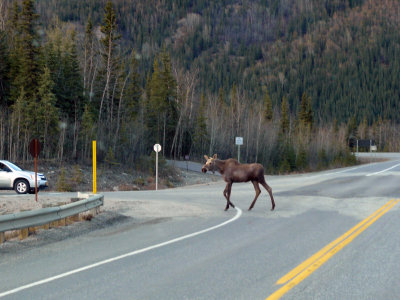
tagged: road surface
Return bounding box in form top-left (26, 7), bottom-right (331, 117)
top-left (1, 158), bottom-right (400, 299)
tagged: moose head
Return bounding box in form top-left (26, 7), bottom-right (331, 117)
top-left (201, 154), bottom-right (218, 174)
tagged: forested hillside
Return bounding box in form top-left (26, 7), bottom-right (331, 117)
top-left (0, 0), bottom-right (399, 174)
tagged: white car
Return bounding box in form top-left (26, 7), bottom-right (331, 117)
top-left (0, 160), bottom-right (48, 194)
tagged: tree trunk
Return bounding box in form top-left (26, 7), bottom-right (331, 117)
top-left (99, 34), bottom-right (113, 124)
top-left (89, 61), bottom-right (98, 103)
top-left (113, 71), bottom-right (130, 151)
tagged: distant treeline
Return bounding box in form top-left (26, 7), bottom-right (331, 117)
top-left (0, 0), bottom-right (399, 173)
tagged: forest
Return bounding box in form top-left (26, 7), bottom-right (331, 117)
top-left (0, 0), bottom-right (399, 174)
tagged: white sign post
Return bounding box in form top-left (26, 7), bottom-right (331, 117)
top-left (235, 137), bottom-right (243, 163)
top-left (153, 144), bottom-right (162, 190)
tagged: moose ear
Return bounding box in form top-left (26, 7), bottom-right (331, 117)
top-left (213, 154), bottom-right (217, 159)
top-left (204, 155), bottom-right (209, 160)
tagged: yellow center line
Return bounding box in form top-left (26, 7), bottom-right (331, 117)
top-left (266, 199), bottom-right (400, 300)
top-left (276, 199), bottom-right (396, 285)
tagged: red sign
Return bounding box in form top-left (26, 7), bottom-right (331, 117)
top-left (29, 139), bottom-right (41, 157)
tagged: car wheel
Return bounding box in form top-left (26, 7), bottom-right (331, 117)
top-left (15, 179), bottom-right (30, 194)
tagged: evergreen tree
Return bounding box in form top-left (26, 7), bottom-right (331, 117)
top-left (148, 58), bottom-right (164, 143)
top-left (279, 96), bottom-right (290, 136)
top-left (16, 0), bottom-right (41, 101)
top-left (346, 115), bottom-right (358, 140)
top-left (35, 66), bottom-right (59, 158)
top-left (80, 104), bottom-right (96, 160)
top-left (6, 1), bottom-right (21, 96)
top-left (125, 49), bottom-right (142, 121)
top-left (7, 0), bottom-right (40, 106)
top-left (159, 47), bottom-right (177, 102)
top-left (148, 50), bottom-right (177, 155)
top-left (263, 88), bottom-right (273, 121)
top-left (299, 92), bottom-right (313, 128)
top-left (0, 30), bottom-right (9, 107)
top-left (66, 29), bottom-right (85, 158)
top-left (296, 145), bottom-right (308, 171)
top-left (98, 0), bottom-right (120, 123)
top-left (193, 94), bottom-right (209, 157)
top-left (11, 87), bottom-right (28, 159)
top-left (57, 29), bottom-right (84, 119)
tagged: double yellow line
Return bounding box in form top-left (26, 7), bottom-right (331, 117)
top-left (267, 199), bottom-right (400, 300)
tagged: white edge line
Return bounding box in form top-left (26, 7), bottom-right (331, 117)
top-left (308, 164), bottom-right (371, 178)
top-left (366, 163), bottom-right (400, 177)
top-left (0, 207), bottom-right (243, 298)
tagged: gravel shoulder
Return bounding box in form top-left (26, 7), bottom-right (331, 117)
top-left (0, 169), bottom-right (221, 215)
top-left (0, 169), bottom-right (222, 249)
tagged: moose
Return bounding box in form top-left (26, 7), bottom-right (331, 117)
top-left (201, 154), bottom-right (275, 211)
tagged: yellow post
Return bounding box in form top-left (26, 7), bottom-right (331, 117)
top-left (93, 140), bottom-right (97, 194)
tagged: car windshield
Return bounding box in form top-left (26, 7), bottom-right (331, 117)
top-left (6, 161), bottom-right (23, 171)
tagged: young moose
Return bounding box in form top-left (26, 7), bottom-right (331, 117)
top-left (201, 154), bottom-right (275, 211)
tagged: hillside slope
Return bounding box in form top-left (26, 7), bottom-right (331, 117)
top-left (32, 0), bottom-right (400, 123)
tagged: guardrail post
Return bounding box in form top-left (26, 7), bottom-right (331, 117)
top-left (19, 228), bottom-right (28, 240)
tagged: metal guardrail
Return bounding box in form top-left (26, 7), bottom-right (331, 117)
top-left (0, 194), bottom-right (104, 233)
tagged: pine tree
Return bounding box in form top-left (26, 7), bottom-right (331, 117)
top-left (6, 2), bottom-right (21, 102)
top-left (35, 66), bottom-right (59, 158)
top-left (346, 115), bottom-right (358, 140)
top-left (66, 29), bottom-right (85, 158)
top-left (159, 47), bottom-right (177, 103)
top-left (17, 0), bottom-right (41, 100)
top-left (263, 88), bottom-right (273, 121)
top-left (125, 49), bottom-right (142, 121)
top-left (98, 1), bottom-right (120, 124)
top-left (0, 30), bottom-right (9, 107)
top-left (193, 94), bottom-right (209, 157)
top-left (279, 96), bottom-right (290, 136)
top-left (298, 92), bottom-right (313, 129)
top-left (80, 104), bottom-right (96, 160)
top-left (148, 58), bottom-right (164, 143)
top-left (49, 29), bottom-right (84, 121)
top-left (11, 87), bottom-right (28, 160)
top-left (159, 49), bottom-right (178, 155)
top-left (148, 50), bottom-right (178, 155)
top-left (7, 0), bottom-right (40, 107)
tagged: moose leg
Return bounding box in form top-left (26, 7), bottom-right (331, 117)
top-left (223, 182), bottom-right (235, 211)
top-left (249, 181), bottom-right (261, 210)
top-left (261, 181), bottom-right (275, 211)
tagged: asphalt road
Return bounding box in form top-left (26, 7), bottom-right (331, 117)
top-left (1, 158), bottom-right (400, 299)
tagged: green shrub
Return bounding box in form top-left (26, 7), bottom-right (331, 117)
top-left (296, 146), bottom-right (308, 171)
top-left (56, 167), bottom-right (72, 192)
